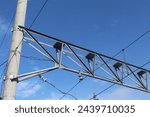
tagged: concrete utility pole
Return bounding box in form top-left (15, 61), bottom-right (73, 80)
top-left (3, 0), bottom-right (28, 100)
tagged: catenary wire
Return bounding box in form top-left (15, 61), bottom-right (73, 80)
top-left (110, 28), bottom-right (150, 58)
top-left (88, 28), bottom-right (150, 99)
top-left (0, 13), bottom-right (15, 49)
top-left (39, 75), bottom-right (78, 100)
top-left (29, 0), bottom-right (49, 28)
top-left (1, 0), bottom-right (49, 72)
top-left (0, 12), bottom-right (15, 81)
top-left (0, 0), bottom-right (50, 93)
top-left (2, 0), bottom-right (150, 100)
top-left (15, 0), bottom-right (150, 100)
top-left (90, 60), bottom-right (150, 100)
top-left (0, 60), bottom-right (8, 68)
top-left (59, 80), bottom-right (83, 100)
top-left (21, 54), bottom-right (50, 61)
top-left (1, 0), bottom-right (49, 75)
top-left (60, 28), bottom-right (150, 100)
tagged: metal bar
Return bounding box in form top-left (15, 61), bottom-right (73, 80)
top-left (18, 26), bottom-right (150, 73)
top-left (145, 73), bottom-right (148, 90)
top-left (25, 36), bottom-right (114, 67)
top-left (56, 50), bottom-right (59, 62)
top-left (14, 66), bottom-right (59, 82)
top-left (98, 66), bottom-right (117, 79)
top-left (127, 66), bottom-right (147, 89)
top-left (66, 44), bottom-right (93, 75)
top-left (118, 68), bottom-right (142, 87)
top-left (24, 39), bottom-right (53, 61)
top-left (93, 56), bottom-right (96, 74)
top-left (61, 66), bottom-right (150, 93)
top-left (24, 29), bottom-right (58, 64)
top-left (18, 26), bottom-right (150, 94)
top-left (115, 70), bottom-right (121, 81)
top-left (25, 36), bottom-right (87, 59)
top-left (98, 55), bottom-right (122, 83)
top-left (87, 60), bottom-right (92, 72)
top-left (25, 37), bottom-right (110, 70)
top-left (15, 66), bottom-right (58, 79)
top-left (24, 37), bottom-right (53, 48)
top-left (59, 43), bottom-right (64, 67)
top-left (63, 52), bottom-right (88, 71)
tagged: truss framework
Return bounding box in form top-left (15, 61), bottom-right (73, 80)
top-left (13, 26), bottom-right (150, 94)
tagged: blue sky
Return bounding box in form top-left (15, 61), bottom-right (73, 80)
top-left (0, 0), bottom-right (150, 100)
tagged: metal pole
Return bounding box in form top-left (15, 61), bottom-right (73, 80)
top-left (2, 0), bottom-right (27, 100)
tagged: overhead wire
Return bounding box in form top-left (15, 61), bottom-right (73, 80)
top-left (90, 60), bottom-right (150, 100)
top-left (59, 80), bottom-right (82, 100)
top-left (29, 0), bottom-right (49, 28)
top-left (122, 29), bottom-right (150, 51)
top-left (20, 0), bottom-right (85, 99)
top-left (61, 28), bottom-right (150, 100)
top-left (87, 26), bottom-right (150, 100)
top-left (101, 28), bottom-right (150, 65)
top-left (0, 59), bottom-right (7, 80)
top-left (0, 60), bottom-right (8, 68)
top-left (0, 0), bottom-right (50, 97)
top-left (1, 0), bottom-right (50, 76)
top-left (21, 54), bottom-right (50, 61)
top-left (0, 13), bottom-right (15, 50)
top-left (15, 0), bottom-right (150, 100)
top-left (2, 0), bottom-right (150, 100)
top-left (18, 0), bottom-right (50, 63)
top-left (0, 11), bottom-right (15, 82)
top-left (39, 75), bottom-right (78, 100)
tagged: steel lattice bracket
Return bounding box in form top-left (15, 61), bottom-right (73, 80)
top-left (17, 25), bottom-right (150, 93)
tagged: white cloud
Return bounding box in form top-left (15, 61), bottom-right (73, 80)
top-left (17, 80), bottom-right (42, 98)
top-left (44, 92), bottom-right (61, 100)
top-left (0, 17), bottom-right (9, 33)
top-left (44, 92), bottom-right (73, 100)
top-left (99, 88), bottom-right (134, 100)
top-left (32, 66), bottom-right (40, 71)
top-left (92, 79), bottom-right (100, 83)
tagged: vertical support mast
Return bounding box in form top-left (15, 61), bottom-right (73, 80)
top-left (3, 0), bottom-right (28, 100)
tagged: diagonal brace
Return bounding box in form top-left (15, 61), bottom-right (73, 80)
top-left (23, 29), bottom-right (58, 64)
top-left (12, 66), bottom-right (59, 82)
top-left (66, 44), bottom-right (93, 75)
top-left (98, 55), bottom-right (122, 83)
top-left (127, 66), bottom-right (147, 90)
